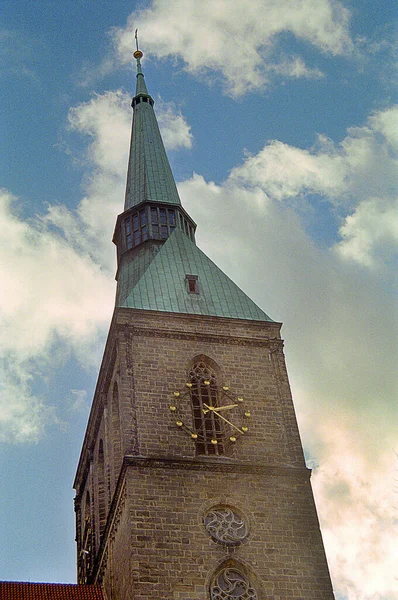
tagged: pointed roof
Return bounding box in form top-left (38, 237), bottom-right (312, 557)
top-left (124, 50), bottom-right (181, 211)
top-left (115, 44), bottom-right (273, 323)
top-left (117, 229), bottom-right (272, 321)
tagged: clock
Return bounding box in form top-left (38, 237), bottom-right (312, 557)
top-left (169, 379), bottom-right (250, 448)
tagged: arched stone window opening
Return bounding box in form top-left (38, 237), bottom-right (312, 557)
top-left (80, 490), bottom-right (92, 582)
top-left (111, 381), bottom-right (122, 480)
top-left (210, 564), bottom-right (257, 600)
top-left (97, 439), bottom-right (106, 539)
top-left (189, 358), bottom-right (224, 456)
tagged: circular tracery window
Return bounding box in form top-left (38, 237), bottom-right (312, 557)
top-left (204, 506), bottom-right (248, 545)
top-left (211, 567), bottom-right (257, 600)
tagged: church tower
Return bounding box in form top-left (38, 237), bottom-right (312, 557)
top-left (73, 47), bottom-right (334, 600)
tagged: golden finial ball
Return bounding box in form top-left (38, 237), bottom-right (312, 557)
top-left (134, 50), bottom-right (143, 59)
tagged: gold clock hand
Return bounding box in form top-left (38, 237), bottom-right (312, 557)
top-left (212, 404), bottom-right (239, 411)
top-left (213, 410), bottom-right (244, 434)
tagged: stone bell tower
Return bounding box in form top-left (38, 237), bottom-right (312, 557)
top-left (73, 45), bottom-right (334, 600)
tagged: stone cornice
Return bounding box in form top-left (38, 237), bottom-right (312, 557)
top-left (119, 323), bottom-right (284, 348)
top-left (123, 454), bottom-right (310, 479)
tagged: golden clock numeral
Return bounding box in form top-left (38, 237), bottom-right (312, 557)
top-left (191, 433), bottom-right (198, 439)
top-left (185, 382), bottom-right (193, 388)
top-left (211, 439), bottom-right (218, 444)
top-left (174, 391), bottom-right (180, 397)
top-left (169, 405), bottom-right (176, 411)
top-left (242, 426), bottom-right (248, 432)
top-left (230, 436), bottom-right (236, 442)
top-left (204, 380), bottom-right (210, 385)
top-left (238, 397), bottom-right (244, 402)
top-left (222, 385), bottom-right (229, 391)
top-left (245, 411), bottom-right (251, 417)
top-left (176, 421), bottom-right (183, 427)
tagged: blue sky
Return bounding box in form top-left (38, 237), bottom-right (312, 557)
top-left (0, 1), bottom-right (397, 598)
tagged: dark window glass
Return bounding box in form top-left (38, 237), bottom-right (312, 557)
top-left (159, 209), bottom-right (167, 225)
top-left (125, 219), bottom-right (132, 234)
top-left (186, 275), bottom-right (199, 294)
top-left (189, 361), bottom-right (223, 456)
top-left (142, 225), bottom-right (148, 241)
top-left (152, 224), bottom-right (159, 237)
top-left (134, 230), bottom-right (140, 245)
top-left (167, 210), bottom-right (176, 225)
top-left (151, 207), bottom-right (158, 223)
top-left (126, 234), bottom-right (132, 249)
top-left (160, 225), bottom-right (168, 238)
top-left (133, 214), bottom-right (139, 230)
top-left (140, 210), bottom-right (147, 226)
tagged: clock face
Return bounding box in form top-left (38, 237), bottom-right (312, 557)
top-left (169, 378), bottom-right (250, 450)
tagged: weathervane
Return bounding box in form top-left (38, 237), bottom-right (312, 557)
top-left (134, 29), bottom-right (143, 59)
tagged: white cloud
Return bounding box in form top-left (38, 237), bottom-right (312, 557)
top-left (113, 0), bottom-right (353, 95)
top-left (176, 102), bottom-right (397, 596)
top-left (0, 189), bottom-right (114, 442)
top-left (0, 356), bottom-right (55, 443)
top-left (228, 105), bottom-right (398, 269)
top-left (312, 423), bottom-right (398, 600)
top-left (1, 79), bottom-right (396, 596)
top-left (0, 91), bottom-right (193, 443)
top-left (270, 56), bottom-right (324, 79)
top-left (156, 97), bottom-right (193, 150)
top-left (179, 170), bottom-right (397, 599)
top-left (0, 190), bottom-right (113, 357)
top-left (336, 196), bottom-right (398, 268)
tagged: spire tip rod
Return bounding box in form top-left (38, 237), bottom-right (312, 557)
top-left (133, 29), bottom-right (143, 60)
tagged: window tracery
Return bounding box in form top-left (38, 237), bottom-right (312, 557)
top-left (210, 567), bottom-right (257, 600)
top-left (204, 506), bottom-right (248, 545)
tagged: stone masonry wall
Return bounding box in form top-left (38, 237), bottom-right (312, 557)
top-left (89, 308), bottom-right (334, 599)
top-left (100, 460), bottom-right (333, 599)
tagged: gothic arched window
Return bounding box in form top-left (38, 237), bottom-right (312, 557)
top-left (80, 491), bottom-right (92, 582)
top-left (210, 565), bottom-right (257, 600)
top-left (111, 381), bottom-right (122, 479)
top-left (97, 439), bottom-right (106, 538)
top-left (189, 358), bottom-right (224, 456)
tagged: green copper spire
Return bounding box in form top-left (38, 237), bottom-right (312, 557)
top-left (124, 46), bottom-right (182, 211)
top-left (112, 40), bottom-right (273, 323)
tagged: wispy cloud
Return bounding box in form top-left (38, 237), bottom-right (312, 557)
top-left (0, 27), bottom-right (42, 82)
top-left (112, 0), bottom-right (354, 95)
